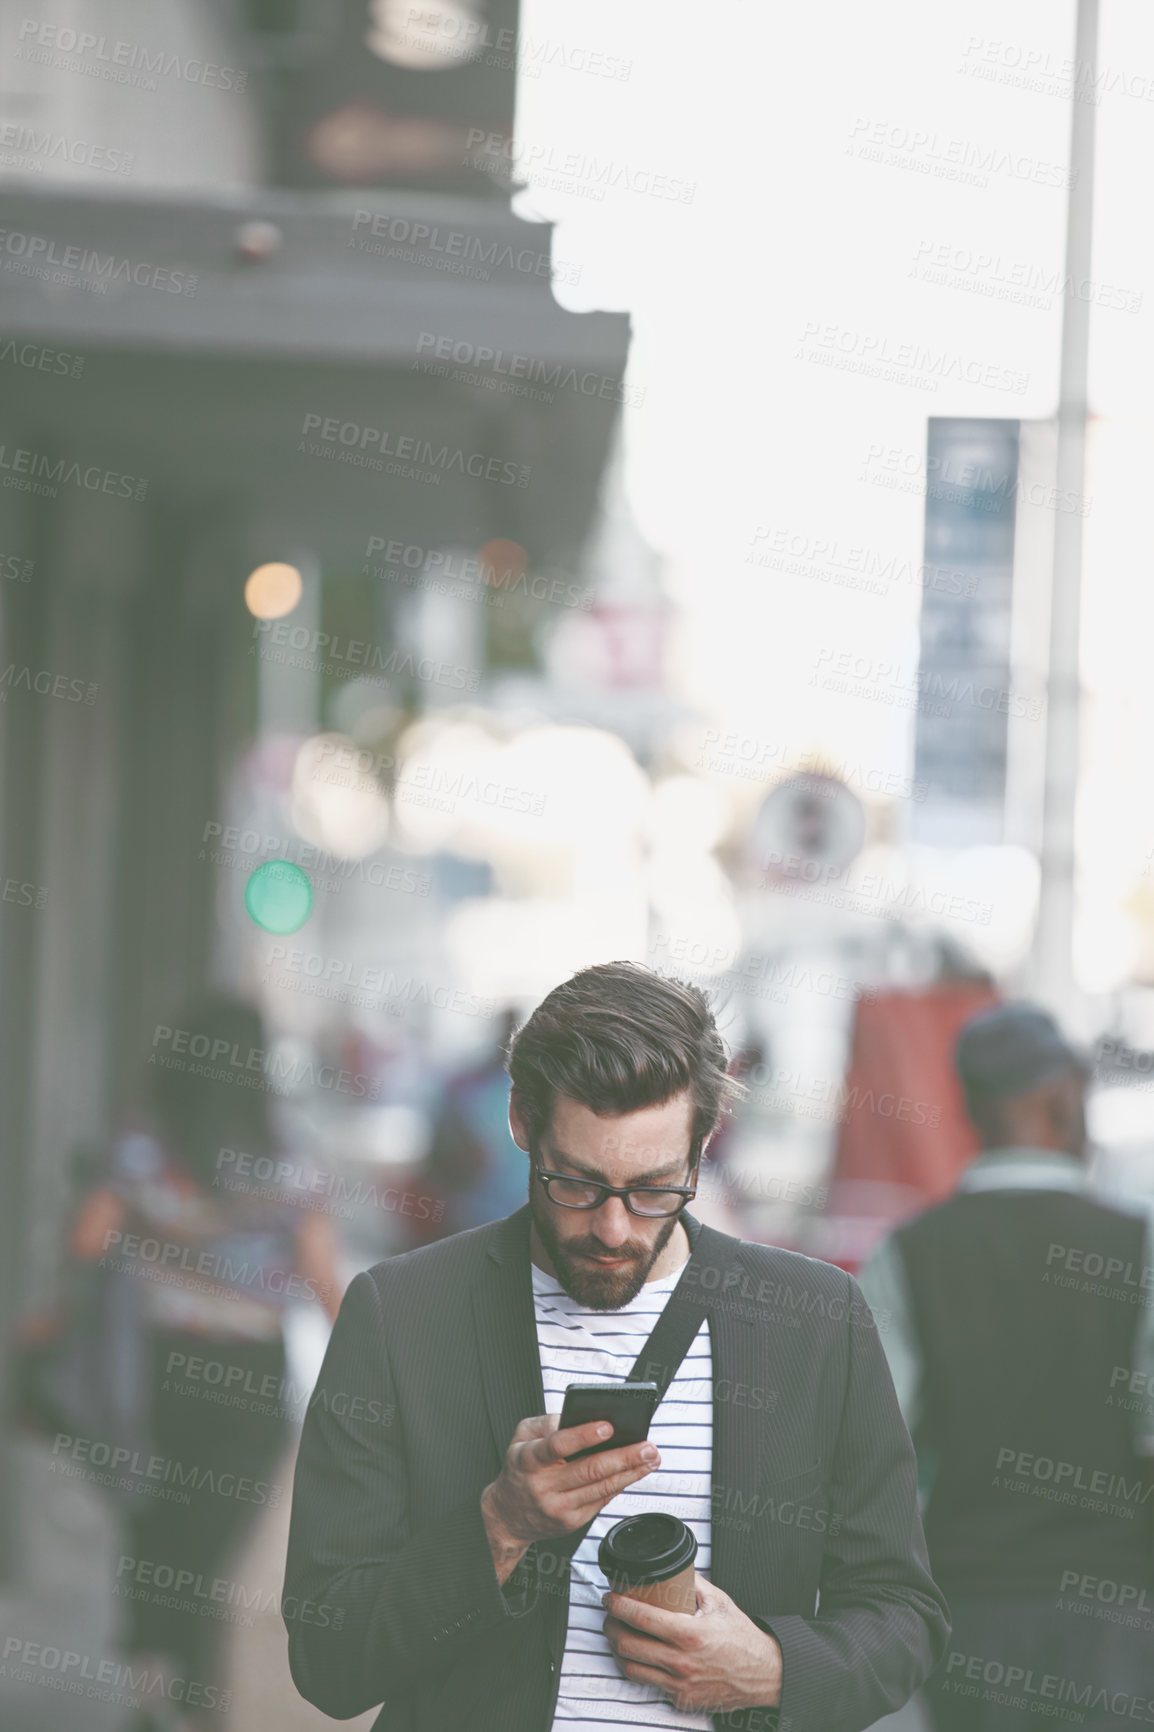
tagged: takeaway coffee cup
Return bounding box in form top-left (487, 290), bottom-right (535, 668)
top-left (598, 1513), bottom-right (698, 1615)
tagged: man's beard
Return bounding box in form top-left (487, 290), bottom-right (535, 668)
top-left (529, 1177), bottom-right (681, 1309)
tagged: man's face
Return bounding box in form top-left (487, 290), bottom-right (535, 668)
top-left (515, 1089), bottom-right (698, 1310)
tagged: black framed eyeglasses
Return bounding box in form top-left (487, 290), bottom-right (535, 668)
top-left (532, 1150), bottom-right (700, 1218)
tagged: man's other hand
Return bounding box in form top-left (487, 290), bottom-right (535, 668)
top-left (602, 1576), bottom-right (783, 1713)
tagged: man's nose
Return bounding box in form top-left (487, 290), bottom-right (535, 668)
top-left (590, 1195), bottom-right (634, 1246)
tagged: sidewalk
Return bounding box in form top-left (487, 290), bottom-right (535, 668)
top-left (0, 1429), bottom-right (376, 1732)
top-left (0, 1433), bottom-right (126, 1732)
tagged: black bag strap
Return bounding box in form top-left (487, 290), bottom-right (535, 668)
top-left (536, 1215), bottom-right (744, 1576)
top-left (623, 1217), bottom-right (742, 1401)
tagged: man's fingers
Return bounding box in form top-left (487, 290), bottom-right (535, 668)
top-left (526, 1433), bottom-right (658, 1485)
top-left (562, 1442), bottom-right (660, 1490)
top-left (562, 1463), bottom-right (658, 1531)
top-left (575, 1440), bottom-right (659, 1484)
top-left (555, 1454), bottom-right (652, 1516)
top-left (602, 1590), bottom-right (693, 1641)
top-left (604, 1615), bottom-right (665, 1658)
top-left (512, 1414), bottom-right (555, 1443)
top-left (619, 1661), bottom-right (681, 1696)
top-left (560, 1460), bottom-right (657, 1522)
top-left (598, 1457), bottom-right (660, 1501)
top-left (515, 1421), bottom-right (580, 1472)
top-left (549, 1418), bottom-right (615, 1459)
top-left (519, 1430), bottom-right (581, 1473)
top-left (604, 1623), bottom-right (681, 1684)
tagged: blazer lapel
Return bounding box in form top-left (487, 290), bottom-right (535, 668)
top-left (664, 1214), bottom-right (763, 1592)
top-left (471, 1205), bottom-right (570, 1663)
top-left (673, 1212), bottom-right (766, 1593)
top-left (470, 1205), bottom-right (545, 1474)
top-left (701, 1227), bottom-right (797, 1599)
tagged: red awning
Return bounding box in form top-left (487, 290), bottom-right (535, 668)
top-left (814, 984), bottom-right (1000, 1271)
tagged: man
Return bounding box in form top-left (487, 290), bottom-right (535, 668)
top-left (858, 1002), bottom-right (1154, 1732)
top-left (284, 961), bottom-right (949, 1731)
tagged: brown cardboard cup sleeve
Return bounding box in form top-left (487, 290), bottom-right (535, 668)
top-left (599, 1512), bottom-right (699, 1615)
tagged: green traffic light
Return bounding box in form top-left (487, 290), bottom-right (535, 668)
top-left (244, 859), bottom-right (313, 934)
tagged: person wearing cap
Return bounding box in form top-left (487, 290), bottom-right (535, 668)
top-left (858, 1002), bottom-right (1154, 1732)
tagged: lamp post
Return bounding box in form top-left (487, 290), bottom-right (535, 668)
top-left (1032, 0), bottom-right (1099, 1036)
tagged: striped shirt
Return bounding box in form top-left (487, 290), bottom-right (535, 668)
top-left (532, 1256), bottom-right (714, 1732)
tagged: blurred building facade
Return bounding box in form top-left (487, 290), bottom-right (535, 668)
top-left (0, 0), bottom-right (629, 1579)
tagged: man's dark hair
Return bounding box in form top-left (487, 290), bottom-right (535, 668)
top-left (962, 1088), bottom-right (1015, 1150)
top-left (506, 960), bottom-right (743, 1163)
top-left (963, 1068), bottom-right (1083, 1151)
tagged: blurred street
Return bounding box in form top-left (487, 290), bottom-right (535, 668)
top-left (3, 0), bottom-right (1154, 1729)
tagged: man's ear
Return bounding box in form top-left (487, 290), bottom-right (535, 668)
top-left (1047, 1072), bottom-right (1082, 1142)
top-left (508, 1089), bottom-right (530, 1153)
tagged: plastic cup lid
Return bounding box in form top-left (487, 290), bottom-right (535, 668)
top-left (598, 1512), bottom-right (697, 1585)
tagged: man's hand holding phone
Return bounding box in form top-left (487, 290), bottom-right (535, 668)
top-left (481, 1415), bottom-right (661, 1586)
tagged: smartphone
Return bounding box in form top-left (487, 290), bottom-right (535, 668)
top-left (558, 1381), bottom-right (660, 1462)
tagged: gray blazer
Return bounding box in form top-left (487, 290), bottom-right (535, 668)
top-left (283, 1205), bottom-right (949, 1732)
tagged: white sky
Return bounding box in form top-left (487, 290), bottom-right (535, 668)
top-left (512, 0), bottom-right (1154, 999)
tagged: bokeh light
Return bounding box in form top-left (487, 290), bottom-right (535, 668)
top-left (244, 860), bottom-right (314, 934)
top-left (478, 539), bottom-right (529, 590)
top-left (244, 562), bottom-right (302, 620)
top-left (366, 0), bottom-right (484, 68)
top-left (290, 733), bottom-right (392, 859)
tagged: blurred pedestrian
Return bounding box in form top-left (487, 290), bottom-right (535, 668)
top-left (859, 1002), bottom-right (1154, 1731)
top-left (685, 1038), bottom-right (762, 1236)
top-left (67, 994), bottom-right (344, 1732)
top-left (422, 1006), bottom-right (527, 1235)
